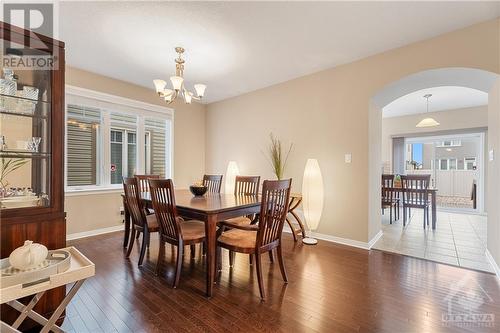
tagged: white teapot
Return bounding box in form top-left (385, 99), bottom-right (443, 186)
top-left (9, 240), bottom-right (48, 270)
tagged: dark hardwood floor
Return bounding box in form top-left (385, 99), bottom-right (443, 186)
top-left (65, 231), bottom-right (500, 333)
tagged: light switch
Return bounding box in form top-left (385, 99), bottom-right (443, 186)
top-left (345, 153), bottom-right (352, 164)
top-left (489, 149), bottom-right (494, 161)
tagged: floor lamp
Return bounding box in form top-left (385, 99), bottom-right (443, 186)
top-left (225, 161), bottom-right (240, 194)
top-left (302, 159), bottom-right (324, 245)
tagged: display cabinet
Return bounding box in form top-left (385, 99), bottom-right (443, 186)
top-left (0, 21), bottom-right (66, 328)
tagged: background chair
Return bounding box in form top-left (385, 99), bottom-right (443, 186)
top-left (149, 179), bottom-right (206, 288)
top-left (381, 174), bottom-right (399, 224)
top-left (203, 174), bottom-right (223, 193)
top-left (216, 179), bottom-right (292, 299)
top-left (134, 174), bottom-right (160, 240)
top-left (401, 174), bottom-right (431, 228)
top-left (123, 177), bottom-right (159, 266)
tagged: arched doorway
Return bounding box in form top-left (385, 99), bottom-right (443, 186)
top-left (369, 67), bottom-right (499, 272)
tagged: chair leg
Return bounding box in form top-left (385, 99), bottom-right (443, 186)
top-left (156, 241), bottom-right (165, 276)
top-left (216, 245), bottom-right (222, 271)
top-left (190, 244), bottom-right (196, 259)
top-left (126, 227), bottom-right (136, 258)
top-left (389, 205), bottom-right (393, 224)
top-left (138, 228), bottom-right (149, 266)
top-left (202, 241), bottom-right (207, 256)
top-left (173, 243), bottom-right (183, 288)
top-left (426, 206), bottom-right (430, 226)
top-left (255, 253), bottom-right (265, 300)
top-left (249, 254), bottom-right (253, 265)
top-left (229, 250), bottom-right (235, 267)
top-left (286, 217), bottom-right (298, 242)
top-left (276, 244), bottom-right (288, 283)
top-left (268, 250), bottom-right (274, 263)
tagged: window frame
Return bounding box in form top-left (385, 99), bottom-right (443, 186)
top-left (65, 86), bottom-right (174, 194)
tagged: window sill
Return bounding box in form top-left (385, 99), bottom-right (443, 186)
top-left (65, 186), bottom-right (123, 197)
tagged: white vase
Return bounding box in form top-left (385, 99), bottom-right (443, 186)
top-left (9, 240), bottom-right (48, 270)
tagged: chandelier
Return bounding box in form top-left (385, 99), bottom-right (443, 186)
top-left (153, 47), bottom-right (206, 105)
top-left (416, 94), bottom-right (440, 128)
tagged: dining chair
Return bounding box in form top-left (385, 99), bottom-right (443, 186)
top-left (216, 179), bottom-right (292, 299)
top-left (149, 179), bottom-right (206, 288)
top-left (133, 174), bottom-right (160, 240)
top-left (203, 174), bottom-right (223, 193)
top-left (223, 175), bottom-right (260, 266)
top-left (123, 177), bottom-right (159, 266)
top-left (381, 174), bottom-right (399, 224)
top-left (401, 174), bottom-right (431, 228)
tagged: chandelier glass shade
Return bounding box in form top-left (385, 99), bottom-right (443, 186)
top-left (153, 47), bottom-right (206, 105)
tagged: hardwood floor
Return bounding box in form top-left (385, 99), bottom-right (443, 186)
top-left (65, 231), bottom-right (500, 333)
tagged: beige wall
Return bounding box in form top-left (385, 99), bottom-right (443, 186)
top-left (382, 106), bottom-right (488, 169)
top-left (206, 19), bottom-right (499, 244)
top-left (65, 67), bottom-right (206, 235)
top-left (488, 79), bottom-right (500, 265)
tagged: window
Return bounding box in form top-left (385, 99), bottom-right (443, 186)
top-left (66, 105), bottom-right (102, 186)
top-left (465, 157), bottom-right (477, 170)
top-left (449, 158), bottom-right (457, 170)
top-left (437, 140), bottom-right (461, 147)
top-left (66, 87), bottom-right (173, 191)
top-left (439, 159), bottom-right (448, 170)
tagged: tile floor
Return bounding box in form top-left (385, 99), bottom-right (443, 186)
top-left (373, 208), bottom-right (494, 273)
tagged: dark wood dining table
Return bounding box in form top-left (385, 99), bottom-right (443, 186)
top-left (123, 190), bottom-right (261, 297)
top-left (385, 187), bottom-right (438, 229)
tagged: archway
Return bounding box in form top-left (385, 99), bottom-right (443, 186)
top-left (369, 67), bottom-right (499, 272)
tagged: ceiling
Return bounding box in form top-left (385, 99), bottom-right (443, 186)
top-left (59, 2), bottom-right (500, 103)
top-left (382, 86), bottom-right (488, 118)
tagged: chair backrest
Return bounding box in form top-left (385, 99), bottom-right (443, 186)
top-left (123, 177), bottom-right (147, 228)
top-left (234, 176), bottom-right (260, 195)
top-left (135, 174), bottom-right (160, 193)
top-left (256, 179), bottom-right (292, 250)
top-left (203, 174), bottom-right (223, 193)
top-left (381, 174), bottom-right (395, 204)
top-left (401, 174), bottom-right (431, 206)
top-left (148, 179), bottom-right (182, 243)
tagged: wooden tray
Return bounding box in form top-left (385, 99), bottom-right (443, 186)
top-left (0, 246), bottom-right (95, 304)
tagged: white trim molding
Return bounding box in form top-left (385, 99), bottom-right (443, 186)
top-left (67, 225), bottom-right (124, 241)
top-left (368, 230), bottom-right (384, 249)
top-left (485, 249), bottom-right (500, 280)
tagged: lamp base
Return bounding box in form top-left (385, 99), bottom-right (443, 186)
top-left (302, 237), bottom-right (318, 245)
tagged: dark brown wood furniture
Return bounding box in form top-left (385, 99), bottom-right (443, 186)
top-left (0, 22), bottom-right (66, 328)
top-left (135, 174), bottom-right (160, 193)
top-left (149, 179), bottom-right (206, 288)
top-left (123, 177), bottom-right (159, 266)
top-left (216, 179), bottom-right (292, 299)
top-left (401, 174), bottom-right (431, 228)
top-left (384, 186), bottom-right (437, 229)
top-left (203, 174), bottom-right (223, 193)
top-left (140, 189), bottom-right (261, 297)
top-left (286, 193), bottom-right (307, 242)
top-left (381, 174), bottom-right (400, 223)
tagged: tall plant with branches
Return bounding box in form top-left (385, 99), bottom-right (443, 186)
top-left (0, 158), bottom-right (29, 190)
top-left (266, 133), bottom-right (293, 180)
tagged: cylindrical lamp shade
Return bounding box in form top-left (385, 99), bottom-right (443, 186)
top-left (225, 161), bottom-right (240, 194)
top-left (302, 159), bottom-right (324, 231)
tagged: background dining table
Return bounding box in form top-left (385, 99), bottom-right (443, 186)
top-left (123, 190), bottom-right (261, 297)
top-left (385, 186), bottom-right (438, 229)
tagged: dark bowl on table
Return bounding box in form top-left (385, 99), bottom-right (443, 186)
top-left (189, 185), bottom-right (208, 196)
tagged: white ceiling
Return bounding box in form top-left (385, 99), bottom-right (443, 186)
top-left (59, 2), bottom-right (500, 103)
top-left (382, 86), bottom-right (488, 118)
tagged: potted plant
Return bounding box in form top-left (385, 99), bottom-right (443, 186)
top-left (266, 133), bottom-right (293, 180)
top-left (0, 158), bottom-right (29, 194)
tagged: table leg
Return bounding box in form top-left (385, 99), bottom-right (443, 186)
top-left (123, 197), bottom-right (130, 248)
top-left (11, 291), bottom-right (45, 329)
top-left (432, 192), bottom-right (437, 230)
top-left (1, 322), bottom-right (21, 333)
top-left (205, 214), bottom-right (217, 297)
top-left (40, 280), bottom-right (85, 333)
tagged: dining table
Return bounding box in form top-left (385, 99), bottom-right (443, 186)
top-left (123, 189), bottom-right (261, 297)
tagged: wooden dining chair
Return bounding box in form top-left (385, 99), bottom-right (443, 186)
top-left (133, 175), bottom-right (160, 240)
top-left (216, 179), bottom-right (292, 300)
top-left (123, 177), bottom-right (159, 266)
top-left (381, 174), bottom-right (399, 224)
top-left (401, 174), bottom-right (431, 228)
top-left (222, 176), bottom-right (260, 266)
top-left (203, 174), bottom-right (223, 193)
top-left (149, 179), bottom-right (206, 288)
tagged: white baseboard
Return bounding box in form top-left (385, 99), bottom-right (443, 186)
top-left (283, 225), bottom-right (383, 250)
top-left (67, 225), bottom-right (124, 241)
top-left (485, 249), bottom-right (500, 280)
